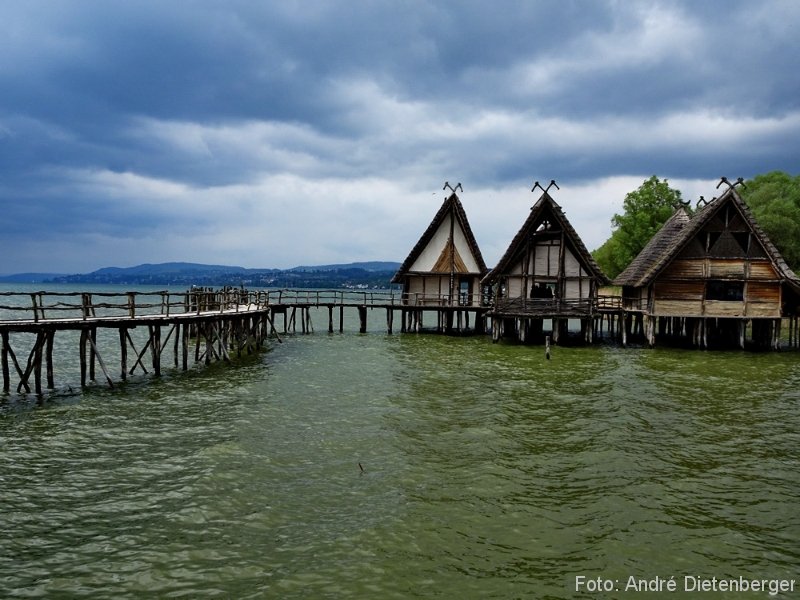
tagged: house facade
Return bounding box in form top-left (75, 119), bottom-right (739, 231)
top-left (482, 190), bottom-right (609, 343)
top-left (614, 186), bottom-right (800, 349)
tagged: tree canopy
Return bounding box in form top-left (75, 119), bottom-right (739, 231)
top-left (739, 171), bottom-right (800, 271)
top-left (592, 176), bottom-right (685, 279)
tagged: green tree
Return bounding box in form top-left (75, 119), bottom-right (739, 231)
top-left (593, 176), bottom-right (685, 279)
top-left (739, 171), bottom-right (800, 271)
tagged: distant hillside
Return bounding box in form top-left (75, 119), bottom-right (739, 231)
top-left (290, 261), bottom-right (400, 272)
top-left (0, 272), bottom-right (65, 283)
top-left (43, 261), bottom-right (401, 288)
top-left (92, 262), bottom-right (251, 275)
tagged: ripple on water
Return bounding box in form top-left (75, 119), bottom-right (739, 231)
top-left (1, 334), bottom-right (799, 598)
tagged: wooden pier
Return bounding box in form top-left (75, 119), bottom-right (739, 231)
top-left (0, 288), bottom-right (487, 395)
top-left (0, 288), bottom-right (283, 395)
top-left (2, 286), bottom-right (796, 396)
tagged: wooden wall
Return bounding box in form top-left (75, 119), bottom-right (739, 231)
top-left (651, 258), bottom-right (781, 317)
top-left (502, 237), bottom-right (595, 300)
top-left (404, 274), bottom-right (483, 307)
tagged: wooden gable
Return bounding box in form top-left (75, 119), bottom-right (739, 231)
top-left (622, 186), bottom-right (800, 318)
top-left (482, 191), bottom-right (609, 305)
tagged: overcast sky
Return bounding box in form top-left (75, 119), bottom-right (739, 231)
top-left (2, 0), bottom-right (799, 274)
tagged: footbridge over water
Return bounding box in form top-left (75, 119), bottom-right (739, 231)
top-left (0, 288), bottom-right (487, 395)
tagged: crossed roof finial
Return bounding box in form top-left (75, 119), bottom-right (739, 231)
top-left (672, 198), bottom-right (692, 210)
top-left (716, 176), bottom-right (747, 191)
top-left (443, 181), bottom-right (463, 193)
top-left (531, 179), bottom-right (559, 194)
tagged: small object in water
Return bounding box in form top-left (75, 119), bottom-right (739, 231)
top-left (358, 462), bottom-right (365, 473)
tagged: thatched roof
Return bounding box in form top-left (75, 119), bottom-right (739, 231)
top-left (392, 192), bottom-right (487, 283)
top-left (613, 187), bottom-right (800, 291)
top-left (482, 191), bottom-right (610, 285)
top-left (613, 208), bottom-right (692, 287)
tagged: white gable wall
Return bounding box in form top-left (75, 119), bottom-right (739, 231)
top-left (408, 214), bottom-right (481, 273)
top-left (452, 220), bottom-right (481, 272)
top-left (408, 217), bottom-right (451, 272)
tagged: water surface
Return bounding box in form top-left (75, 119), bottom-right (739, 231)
top-left (1, 300), bottom-right (799, 598)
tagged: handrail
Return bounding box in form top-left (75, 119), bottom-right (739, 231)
top-left (0, 286), bottom-right (498, 324)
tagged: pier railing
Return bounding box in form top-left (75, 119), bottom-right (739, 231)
top-left (263, 289), bottom-right (402, 306)
top-left (491, 294), bottom-right (625, 316)
top-left (0, 288), bottom-right (271, 324)
top-left (0, 287), bottom-right (496, 326)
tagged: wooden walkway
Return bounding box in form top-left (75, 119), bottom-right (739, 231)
top-left (0, 288), bottom-right (487, 394)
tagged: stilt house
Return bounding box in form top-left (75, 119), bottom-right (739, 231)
top-left (392, 189), bottom-right (488, 308)
top-left (482, 188), bottom-right (610, 343)
top-left (613, 183), bottom-right (800, 349)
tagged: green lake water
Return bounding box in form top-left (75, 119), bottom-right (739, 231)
top-left (1, 295), bottom-right (799, 598)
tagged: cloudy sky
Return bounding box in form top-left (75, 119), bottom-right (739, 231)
top-left (2, 0), bottom-right (799, 274)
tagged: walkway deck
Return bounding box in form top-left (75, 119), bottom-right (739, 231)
top-left (0, 288), bottom-right (488, 394)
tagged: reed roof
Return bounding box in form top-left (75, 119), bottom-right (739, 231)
top-left (613, 187), bottom-right (800, 292)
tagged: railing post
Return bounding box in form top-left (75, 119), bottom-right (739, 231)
top-left (81, 293), bottom-right (91, 320)
top-left (30, 294), bottom-right (39, 323)
top-left (128, 292), bottom-right (136, 318)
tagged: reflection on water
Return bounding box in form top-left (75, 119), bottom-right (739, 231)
top-left (1, 309), bottom-right (799, 598)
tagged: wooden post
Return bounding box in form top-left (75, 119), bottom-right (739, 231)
top-left (328, 306), bottom-right (334, 333)
top-left (33, 332), bottom-right (43, 395)
top-left (182, 322), bottom-right (189, 370)
top-left (339, 305), bottom-right (344, 333)
top-left (151, 325), bottom-right (162, 375)
top-left (204, 322), bottom-right (213, 364)
top-left (79, 329), bottom-right (88, 386)
top-left (89, 328), bottom-right (97, 382)
top-left (1, 331), bottom-right (9, 393)
top-left (119, 328), bottom-right (128, 381)
top-left (87, 333), bottom-right (114, 388)
top-left (358, 306), bottom-right (367, 333)
top-left (545, 335), bottom-right (551, 360)
top-left (621, 313), bottom-right (628, 348)
top-left (173, 323), bottom-right (180, 367)
top-left (45, 330), bottom-right (55, 390)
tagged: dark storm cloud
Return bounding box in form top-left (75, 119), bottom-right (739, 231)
top-left (1, 0), bottom-right (799, 272)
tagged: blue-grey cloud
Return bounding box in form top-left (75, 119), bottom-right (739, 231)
top-left (1, 0), bottom-right (799, 272)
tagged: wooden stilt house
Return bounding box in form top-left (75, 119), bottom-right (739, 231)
top-left (613, 182), bottom-right (800, 349)
top-left (392, 187), bottom-right (488, 333)
top-left (482, 186), bottom-right (610, 344)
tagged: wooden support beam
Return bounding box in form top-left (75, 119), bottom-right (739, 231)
top-left (119, 328), bottom-right (128, 381)
top-left (358, 306), bottom-right (367, 333)
top-left (89, 328), bottom-right (97, 382)
top-left (127, 330), bottom-right (151, 375)
top-left (1, 331), bottom-right (10, 393)
top-left (45, 330), bottom-right (55, 389)
top-left (173, 323), bottom-right (180, 368)
top-left (87, 332), bottom-right (114, 388)
top-left (182, 322), bottom-right (189, 370)
top-left (33, 332), bottom-right (43, 395)
top-left (80, 329), bottom-right (88, 387)
top-left (150, 325), bottom-right (162, 376)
